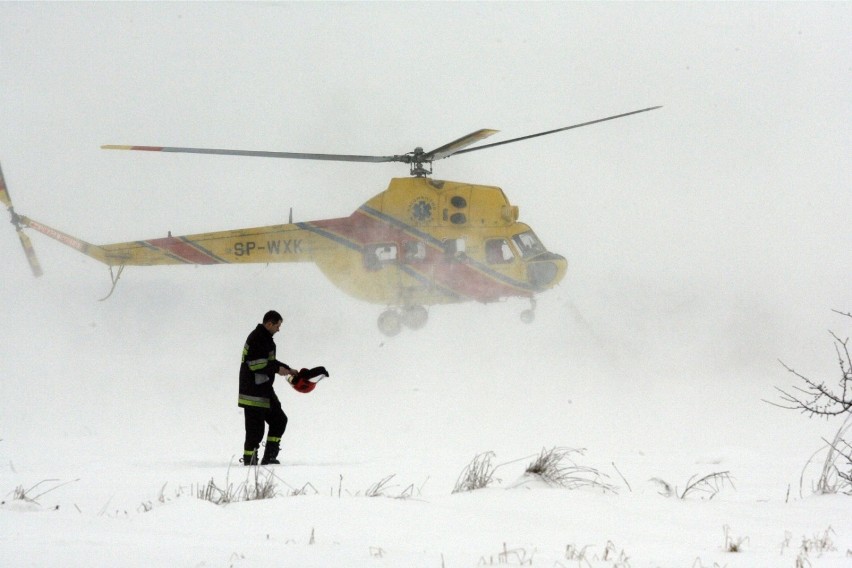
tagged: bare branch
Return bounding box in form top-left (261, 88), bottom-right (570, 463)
top-left (775, 309), bottom-right (852, 494)
top-left (772, 312), bottom-right (852, 417)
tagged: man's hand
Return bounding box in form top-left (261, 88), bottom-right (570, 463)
top-left (277, 366), bottom-right (296, 377)
top-left (287, 367), bottom-right (328, 394)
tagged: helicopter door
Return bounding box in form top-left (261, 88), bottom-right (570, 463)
top-left (443, 238), bottom-right (467, 262)
top-left (485, 238), bottom-right (515, 264)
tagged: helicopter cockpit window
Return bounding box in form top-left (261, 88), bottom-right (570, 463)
top-left (404, 241), bottom-right (426, 262)
top-left (364, 243), bottom-right (398, 270)
top-left (485, 239), bottom-right (515, 264)
top-left (511, 231), bottom-right (546, 258)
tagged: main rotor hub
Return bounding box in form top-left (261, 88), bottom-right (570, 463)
top-left (406, 147), bottom-right (432, 177)
top-left (7, 206), bottom-right (23, 229)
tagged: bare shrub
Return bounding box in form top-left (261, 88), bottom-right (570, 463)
top-left (772, 310), bottom-right (852, 418)
top-left (770, 310), bottom-right (852, 494)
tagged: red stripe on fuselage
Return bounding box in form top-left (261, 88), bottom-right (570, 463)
top-left (145, 237), bottom-right (221, 264)
top-left (309, 212), bottom-right (394, 245)
top-left (310, 211), bottom-right (529, 302)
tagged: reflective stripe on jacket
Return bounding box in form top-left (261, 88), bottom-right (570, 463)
top-left (238, 324), bottom-right (286, 409)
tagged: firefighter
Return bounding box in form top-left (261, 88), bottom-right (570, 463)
top-left (238, 310), bottom-right (295, 466)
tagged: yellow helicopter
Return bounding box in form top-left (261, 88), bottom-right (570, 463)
top-left (2, 107), bottom-right (659, 336)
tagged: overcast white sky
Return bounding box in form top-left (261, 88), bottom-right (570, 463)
top-left (2, 9), bottom-right (850, 565)
top-left (1, 2), bottom-right (849, 372)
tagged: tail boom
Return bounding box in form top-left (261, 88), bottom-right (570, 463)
top-left (17, 215), bottom-right (111, 264)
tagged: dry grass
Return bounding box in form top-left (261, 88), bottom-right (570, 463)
top-left (525, 447), bottom-right (617, 493)
top-left (722, 524), bottom-right (748, 553)
top-left (807, 414), bottom-right (852, 495)
top-left (651, 471), bottom-right (734, 500)
top-left (2, 478), bottom-right (78, 507)
top-left (194, 467), bottom-right (279, 505)
top-left (452, 451), bottom-right (499, 493)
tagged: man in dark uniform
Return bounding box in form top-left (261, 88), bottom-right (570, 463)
top-left (238, 310), bottom-right (295, 466)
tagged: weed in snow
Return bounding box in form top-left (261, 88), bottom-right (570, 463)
top-left (1, 478), bottom-right (77, 511)
top-left (722, 524), bottom-right (748, 553)
top-left (453, 451), bottom-right (499, 493)
top-left (194, 466), bottom-right (279, 505)
top-left (479, 542), bottom-right (536, 566)
top-left (523, 446), bottom-right (617, 493)
top-left (650, 471), bottom-right (734, 500)
top-left (559, 540), bottom-right (631, 567)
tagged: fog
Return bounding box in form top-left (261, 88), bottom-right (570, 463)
top-left (0, 2), bottom-right (852, 566)
top-left (1, 4), bottom-right (850, 562)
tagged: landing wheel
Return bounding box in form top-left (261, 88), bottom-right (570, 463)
top-left (520, 298), bottom-right (537, 324)
top-left (401, 305), bottom-right (428, 330)
top-left (377, 310), bottom-right (402, 337)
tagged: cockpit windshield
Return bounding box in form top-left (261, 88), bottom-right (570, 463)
top-left (511, 230), bottom-right (546, 258)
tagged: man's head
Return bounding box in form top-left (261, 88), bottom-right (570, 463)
top-left (262, 310), bottom-right (283, 335)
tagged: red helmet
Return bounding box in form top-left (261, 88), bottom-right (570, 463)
top-left (290, 366), bottom-right (328, 394)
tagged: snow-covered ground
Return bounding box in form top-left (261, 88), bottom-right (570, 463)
top-left (1, 3), bottom-right (850, 567)
top-left (2, 275), bottom-right (850, 567)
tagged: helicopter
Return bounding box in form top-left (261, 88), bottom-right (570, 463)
top-left (2, 106), bottom-right (659, 336)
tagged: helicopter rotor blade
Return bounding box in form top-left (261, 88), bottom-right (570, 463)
top-left (0, 162), bottom-right (12, 210)
top-left (103, 106), bottom-right (660, 175)
top-left (0, 162), bottom-right (43, 277)
top-left (452, 106), bottom-right (662, 157)
top-left (425, 129), bottom-right (499, 162)
top-left (15, 228), bottom-right (44, 277)
top-left (102, 145), bottom-right (404, 164)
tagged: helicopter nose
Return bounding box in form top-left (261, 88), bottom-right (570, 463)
top-left (526, 253), bottom-right (567, 290)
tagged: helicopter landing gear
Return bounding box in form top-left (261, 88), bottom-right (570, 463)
top-left (520, 298), bottom-right (537, 324)
top-left (377, 310), bottom-right (402, 337)
top-left (377, 305), bottom-right (429, 336)
top-left (400, 305), bottom-right (428, 330)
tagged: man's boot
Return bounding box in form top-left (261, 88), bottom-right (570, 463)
top-left (242, 448), bottom-right (258, 466)
top-left (261, 440), bottom-right (280, 465)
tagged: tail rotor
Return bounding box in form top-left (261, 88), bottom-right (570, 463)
top-left (14, 224), bottom-right (43, 277)
top-left (1, 163), bottom-right (43, 277)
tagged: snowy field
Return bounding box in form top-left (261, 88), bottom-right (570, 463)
top-left (1, 3), bottom-right (850, 567)
top-left (2, 279), bottom-right (851, 567)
